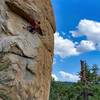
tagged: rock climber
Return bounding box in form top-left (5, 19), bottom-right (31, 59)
top-left (23, 20), bottom-right (41, 33)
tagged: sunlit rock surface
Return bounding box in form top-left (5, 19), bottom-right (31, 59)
top-left (0, 0), bottom-right (55, 100)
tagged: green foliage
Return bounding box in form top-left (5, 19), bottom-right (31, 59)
top-left (50, 81), bottom-right (100, 100)
top-left (49, 81), bottom-right (75, 100)
top-left (50, 62), bottom-right (100, 100)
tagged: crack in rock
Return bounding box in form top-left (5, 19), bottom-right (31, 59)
top-left (0, 36), bottom-right (38, 59)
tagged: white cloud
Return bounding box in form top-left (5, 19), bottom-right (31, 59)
top-left (52, 74), bottom-right (59, 81)
top-left (59, 71), bottom-right (80, 82)
top-left (70, 19), bottom-right (100, 41)
top-left (69, 19), bottom-right (100, 52)
top-left (54, 19), bottom-right (100, 58)
top-left (76, 40), bottom-right (96, 53)
top-left (70, 19), bottom-right (100, 43)
top-left (54, 32), bottom-right (96, 58)
top-left (54, 32), bottom-right (79, 58)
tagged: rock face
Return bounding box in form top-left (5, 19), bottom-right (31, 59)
top-left (0, 0), bottom-right (55, 100)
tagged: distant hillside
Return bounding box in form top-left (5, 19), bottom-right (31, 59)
top-left (49, 81), bottom-right (100, 100)
top-left (55, 81), bottom-right (75, 84)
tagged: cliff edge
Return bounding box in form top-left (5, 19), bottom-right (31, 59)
top-left (0, 0), bottom-right (55, 100)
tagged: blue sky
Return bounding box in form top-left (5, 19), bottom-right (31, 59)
top-left (51, 0), bottom-right (100, 82)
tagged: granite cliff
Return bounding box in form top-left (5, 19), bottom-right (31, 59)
top-left (0, 0), bottom-right (55, 100)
